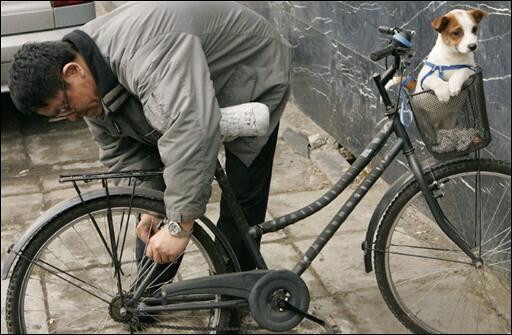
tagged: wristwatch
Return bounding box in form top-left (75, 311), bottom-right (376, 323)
top-left (166, 220), bottom-right (193, 238)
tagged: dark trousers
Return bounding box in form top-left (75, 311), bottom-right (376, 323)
top-left (135, 124), bottom-right (279, 289)
top-left (217, 124), bottom-right (279, 271)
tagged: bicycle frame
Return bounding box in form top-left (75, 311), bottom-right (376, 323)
top-left (128, 110), bottom-right (482, 314)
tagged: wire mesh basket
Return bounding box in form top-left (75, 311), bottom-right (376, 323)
top-left (407, 66), bottom-right (491, 160)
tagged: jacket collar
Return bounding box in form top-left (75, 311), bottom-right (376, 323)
top-left (62, 30), bottom-right (129, 115)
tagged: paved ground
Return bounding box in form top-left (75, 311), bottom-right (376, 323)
top-left (1, 95), bottom-right (412, 333)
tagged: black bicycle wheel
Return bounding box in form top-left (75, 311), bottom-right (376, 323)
top-left (6, 193), bottom-right (233, 333)
top-left (374, 159), bottom-right (511, 334)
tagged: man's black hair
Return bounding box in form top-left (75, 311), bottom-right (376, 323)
top-left (8, 41), bottom-right (77, 117)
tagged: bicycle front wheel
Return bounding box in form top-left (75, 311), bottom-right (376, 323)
top-left (6, 191), bottom-right (233, 333)
top-left (374, 159), bottom-right (511, 334)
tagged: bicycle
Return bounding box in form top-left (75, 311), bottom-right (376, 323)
top-left (3, 26), bottom-right (510, 334)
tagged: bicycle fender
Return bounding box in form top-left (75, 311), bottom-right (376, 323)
top-left (1, 187), bottom-right (164, 280)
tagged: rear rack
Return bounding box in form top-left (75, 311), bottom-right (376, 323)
top-left (59, 169), bottom-right (165, 203)
top-left (59, 169), bottom-right (164, 183)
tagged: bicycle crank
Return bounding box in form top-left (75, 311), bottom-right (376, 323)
top-left (248, 269), bottom-right (311, 332)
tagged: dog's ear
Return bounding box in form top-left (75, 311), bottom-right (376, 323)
top-left (468, 9), bottom-right (488, 24)
top-left (432, 15), bottom-right (451, 33)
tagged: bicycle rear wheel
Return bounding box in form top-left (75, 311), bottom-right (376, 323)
top-left (374, 159), bottom-right (511, 334)
top-left (6, 192), bottom-right (233, 333)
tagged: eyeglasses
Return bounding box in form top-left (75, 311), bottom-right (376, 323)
top-left (47, 80), bottom-right (75, 122)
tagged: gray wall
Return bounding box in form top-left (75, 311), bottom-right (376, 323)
top-left (240, 1), bottom-right (511, 182)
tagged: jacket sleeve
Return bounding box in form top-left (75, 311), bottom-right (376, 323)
top-left (124, 33), bottom-right (222, 223)
top-left (85, 118), bottom-right (166, 191)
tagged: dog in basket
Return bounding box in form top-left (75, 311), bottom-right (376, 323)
top-left (388, 8), bottom-right (488, 154)
top-left (417, 9), bottom-right (488, 103)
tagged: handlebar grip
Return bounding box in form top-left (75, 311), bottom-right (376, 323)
top-left (378, 26), bottom-right (396, 35)
top-left (370, 44), bottom-right (395, 62)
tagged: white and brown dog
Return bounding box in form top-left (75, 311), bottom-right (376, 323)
top-left (417, 9), bottom-right (488, 102)
top-left (386, 9), bottom-right (488, 152)
top-left (387, 8), bottom-right (488, 102)
top-left (387, 8), bottom-right (488, 135)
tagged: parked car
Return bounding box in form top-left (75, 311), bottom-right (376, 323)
top-left (1, 1), bottom-right (96, 93)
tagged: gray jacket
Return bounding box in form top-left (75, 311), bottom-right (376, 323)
top-left (66, 1), bottom-right (291, 222)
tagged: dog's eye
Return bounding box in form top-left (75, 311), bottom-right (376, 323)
top-left (472, 26), bottom-right (478, 34)
top-left (451, 29), bottom-right (463, 37)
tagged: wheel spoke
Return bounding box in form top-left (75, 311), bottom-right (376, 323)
top-left (379, 247), bottom-right (473, 265)
top-left (14, 249), bottom-right (113, 304)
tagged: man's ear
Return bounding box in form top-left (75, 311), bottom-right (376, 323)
top-left (432, 15), bottom-right (451, 33)
top-left (468, 9), bottom-right (488, 24)
top-left (62, 62), bottom-right (84, 78)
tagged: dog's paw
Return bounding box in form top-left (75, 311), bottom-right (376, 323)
top-left (434, 87), bottom-right (451, 103)
top-left (385, 76), bottom-right (401, 90)
top-left (448, 78), bottom-right (464, 97)
top-left (384, 82), bottom-right (394, 90)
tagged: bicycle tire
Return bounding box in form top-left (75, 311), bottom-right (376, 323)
top-left (374, 158), bottom-right (511, 334)
top-left (6, 193), bottom-right (233, 333)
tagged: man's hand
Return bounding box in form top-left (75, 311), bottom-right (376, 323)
top-left (137, 214), bottom-right (193, 264)
top-left (146, 227), bottom-right (191, 264)
top-left (136, 214), bottom-right (160, 242)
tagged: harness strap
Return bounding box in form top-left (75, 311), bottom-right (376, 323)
top-left (420, 60), bottom-right (477, 90)
top-left (399, 76), bottom-right (414, 127)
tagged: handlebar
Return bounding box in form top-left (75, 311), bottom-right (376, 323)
top-left (378, 26), bottom-right (398, 35)
top-left (370, 44), bottom-right (396, 62)
top-left (370, 26), bottom-right (415, 111)
top-left (370, 26), bottom-right (415, 62)
top-left (377, 26), bottom-right (415, 39)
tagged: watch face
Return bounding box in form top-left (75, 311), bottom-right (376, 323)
top-left (169, 222), bottom-right (181, 234)
top-left (167, 221), bottom-right (192, 238)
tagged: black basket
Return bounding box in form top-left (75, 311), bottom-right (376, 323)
top-left (407, 66), bottom-right (491, 160)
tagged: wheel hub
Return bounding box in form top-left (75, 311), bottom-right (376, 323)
top-left (471, 254), bottom-right (484, 269)
top-left (109, 292), bottom-right (134, 323)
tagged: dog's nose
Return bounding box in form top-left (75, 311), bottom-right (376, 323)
top-left (468, 43), bottom-right (477, 51)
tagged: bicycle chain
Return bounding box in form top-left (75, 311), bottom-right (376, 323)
top-left (135, 321), bottom-right (263, 333)
top-left (136, 321), bottom-right (341, 334)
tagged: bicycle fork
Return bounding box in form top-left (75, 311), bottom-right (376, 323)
top-left (405, 152), bottom-right (483, 266)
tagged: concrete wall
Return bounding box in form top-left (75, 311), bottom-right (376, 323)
top-left (240, 1), bottom-right (511, 181)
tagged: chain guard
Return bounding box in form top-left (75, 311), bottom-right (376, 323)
top-left (248, 270), bottom-right (310, 332)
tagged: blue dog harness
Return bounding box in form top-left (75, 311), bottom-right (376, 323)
top-left (399, 76), bottom-right (415, 127)
top-left (420, 60), bottom-right (478, 90)
top-left (398, 61), bottom-right (477, 128)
